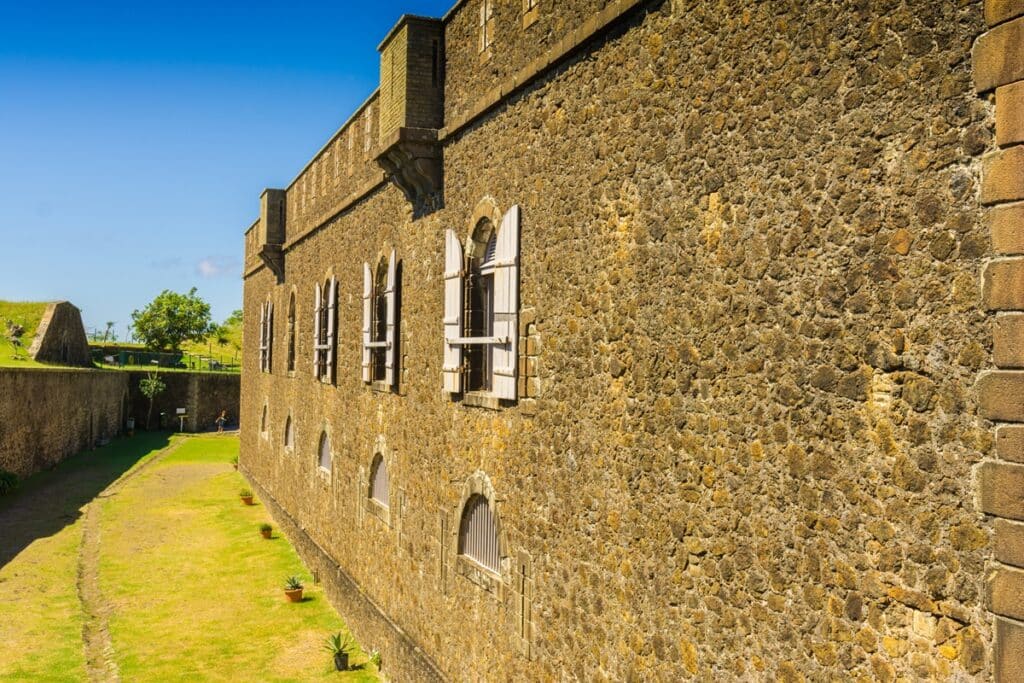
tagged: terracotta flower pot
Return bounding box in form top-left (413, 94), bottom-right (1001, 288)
top-left (260, 529), bottom-right (272, 539)
top-left (241, 495), bottom-right (254, 506)
top-left (284, 588), bottom-right (303, 603)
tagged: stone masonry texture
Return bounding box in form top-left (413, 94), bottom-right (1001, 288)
top-left (27, 301), bottom-right (92, 367)
top-left (241, 1), bottom-right (1001, 680)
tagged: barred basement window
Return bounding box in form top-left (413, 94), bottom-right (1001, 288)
top-left (286, 292), bottom-right (296, 373)
top-left (369, 454), bottom-right (389, 507)
top-left (318, 432), bottom-right (331, 472)
top-left (459, 494), bottom-right (499, 573)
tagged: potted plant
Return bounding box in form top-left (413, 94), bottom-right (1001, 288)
top-left (239, 488), bottom-right (254, 506)
top-left (324, 632), bottom-right (355, 671)
top-left (259, 523), bottom-right (273, 539)
top-left (284, 576), bottom-right (304, 602)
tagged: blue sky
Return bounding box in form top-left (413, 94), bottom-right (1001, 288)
top-left (0, 0), bottom-right (451, 338)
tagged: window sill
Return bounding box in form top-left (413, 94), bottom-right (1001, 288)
top-left (367, 498), bottom-right (391, 527)
top-left (461, 391), bottom-right (502, 410)
top-left (370, 380), bottom-right (393, 394)
top-left (316, 467), bottom-right (331, 486)
top-left (456, 554), bottom-right (503, 597)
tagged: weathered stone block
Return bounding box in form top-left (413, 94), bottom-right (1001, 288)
top-left (995, 519), bottom-right (1024, 568)
top-left (990, 565), bottom-right (1024, 620)
top-left (995, 314), bottom-right (1024, 368)
top-left (983, 259), bottom-right (1024, 310)
top-left (978, 371), bottom-right (1024, 421)
top-left (982, 147), bottom-right (1024, 205)
top-left (997, 82), bottom-right (1024, 146)
top-left (996, 617), bottom-right (1024, 682)
top-left (998, 424), bottom-right (1024, 463)
top-left (987, 0), bottom-right (1024, 27)
top-left (979, 460), bottom-right (1024, 520)
top-left (975, 18), bottom-right (1024, 92)
top-left (991, 202), bottom-right (1024, 255)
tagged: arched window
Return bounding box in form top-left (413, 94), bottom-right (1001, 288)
top-left (313, 277), bottom-right (337, 383)
top-left (318, 432), bottom-right (331, 471)
top-left (465, 219), bottom-right (496, 392)
top-left (286, 292), bottom-right (296, 372)
top-left (372, 259), bottom-right (387, 382)
top-left (284, 416), bottom-right (294, 449)
top-left (260, 405), bottom-right (268, 434)
top-left (458, 494), bottom-right (499, 573)
top-left (259, 300), bottom-right (274, 373)
top-left (369, 454), bottom-right (389, 507)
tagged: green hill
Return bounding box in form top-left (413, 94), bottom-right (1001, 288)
top-left (0, 301), bottom-right (48, 367)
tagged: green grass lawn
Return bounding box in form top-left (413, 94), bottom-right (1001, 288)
top-left (0, 432), bottom-right (173, 682)
top-left (0, 434), bottom-right (376, 682)
top-left (0, 300), bottom-right (48, 368)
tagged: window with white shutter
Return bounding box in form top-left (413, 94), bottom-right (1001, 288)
top-left (443, 205), bottom-right (521, 402)
top-left (363, 251), bottom-right (400, 388)
top-left (458, 494), bottom-right (500, 573)
top-left (313, 277), bottom-right (336, 383)
top-left (286, 292), bottom-right (296, 373)
top-left (258, 301), bottom-right (274, 373)
top-left (318, 431), bottom-right (331, 472)
top-left (385, 249), bottom-right (398, 387)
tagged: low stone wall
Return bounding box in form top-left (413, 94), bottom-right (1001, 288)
top-left (243, 470), bottom-right (446, 683)
top-left (126, 372), bottom-right (240, 432)
top-left (0, 369), bottom-right (128, 478)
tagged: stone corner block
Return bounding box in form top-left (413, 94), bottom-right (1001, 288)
top-left (997, 81), bottom-right (1024, 146)
top-left (997, 424), bottom-right (1024, 463)
top-left (991, 202), bottom-right (1024, 255)
top-left (990, 564), bottom-right (1024, 621)
top-left (982, 147), bottom-right (1024, 205)
top-left (996, 616), bottom-right (1024, 683)
top-left (995, 518), bottom-right (1024, 568)
top-left (995, 314), bottom-right (1024, 368)
top-left (977, 371), bottom-right (1024, 421)
top-left (983, 259), bottom-right (1024, 311)
top-left (975, 18), bottom-right (1024, 92)
top-left (978, 459), bottom-right (1024, 520)
top-left (987, 0), bottom-right (1024, 27)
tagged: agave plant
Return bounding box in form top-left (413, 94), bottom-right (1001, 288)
top-left (239, 488), bottom-right (253, 498)
top-left (285, 576), bottom-right (304, 591)
top-left (259, 523), bottom-right (272, 532)
top-left (323, 632), bottom-right (355, 655)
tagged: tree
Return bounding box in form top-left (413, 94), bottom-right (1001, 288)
top-left (131, 288), bottom-right (212, 351)
top-left (139, 371), bottom-right (166, 430)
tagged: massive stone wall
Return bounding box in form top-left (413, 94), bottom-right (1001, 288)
top-left (125, 371), bottom-right (240, 433)
top-left (0, 369), bottom-right (127, 478)
top-left (241, 0), bottom-right (998, 679)
top-left (27, 301), bottom-right (91, 367)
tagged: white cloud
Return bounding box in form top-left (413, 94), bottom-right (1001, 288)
top-left (196, 256), bottom-right (240, 278)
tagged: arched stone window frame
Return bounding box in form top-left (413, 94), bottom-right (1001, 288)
top-left (453, 470), bottom-right (507, 596)
top-left (312, 268), bottom-right (338, 384)
top-left (316, 424), bottom-right (333, 483)
top-left (364, 435), bottom-right (396, 527)
top-left (283, 412), bottom-right (295, 452)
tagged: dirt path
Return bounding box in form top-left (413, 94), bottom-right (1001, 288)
top-left (75, 438), bottom-right (184, 683)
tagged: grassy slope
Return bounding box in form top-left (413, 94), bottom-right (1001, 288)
top-left (180, 313), bottom-right (243, 363)
top-left (99, 436), bottom-right (377, 682)
top-left (0, 300), bottom-right (48, 368)
top-left (0, 432), bottom-right (173, 682)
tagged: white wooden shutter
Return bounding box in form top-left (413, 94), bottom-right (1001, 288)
top-left (267, 301), bottom-right (274, 372)
top-left (327, 277), bottom-right (337, 384)
top-left (443, 229), bottom-right (464, 394)
top-left (312, 283), bottom-right (322, 378)
top-left (492, 205), bottom-right (520, 399)
top-left (385, 248), bottom-right (397, 387)
top-left (259, 302), bottom-right (266, 371)
top-left (362, 262), bottom-right (372, 383)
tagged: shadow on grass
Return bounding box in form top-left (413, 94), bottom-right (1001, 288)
top-left (0, 431), bottom-right (172, 571)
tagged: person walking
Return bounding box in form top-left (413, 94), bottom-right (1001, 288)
top-left (215, 410), bottom-right (227, 433)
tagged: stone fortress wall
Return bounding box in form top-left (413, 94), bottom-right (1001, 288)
top-left (27, 301), bottom-right (92, 367)
top-left (240, 0), bottom-right (1023, 679)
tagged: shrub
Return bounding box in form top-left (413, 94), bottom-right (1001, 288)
top-left (258, 523), bottom-right (272, 532)
top-left (239, 488), bottom-right (253, 498)
top-left (0, 470), bottom-right (18, 496)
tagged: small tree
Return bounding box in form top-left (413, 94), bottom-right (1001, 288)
top-left (131, 288), bottom-right (212, 351)
top-left (139, 371), bottom-right (166, 430)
